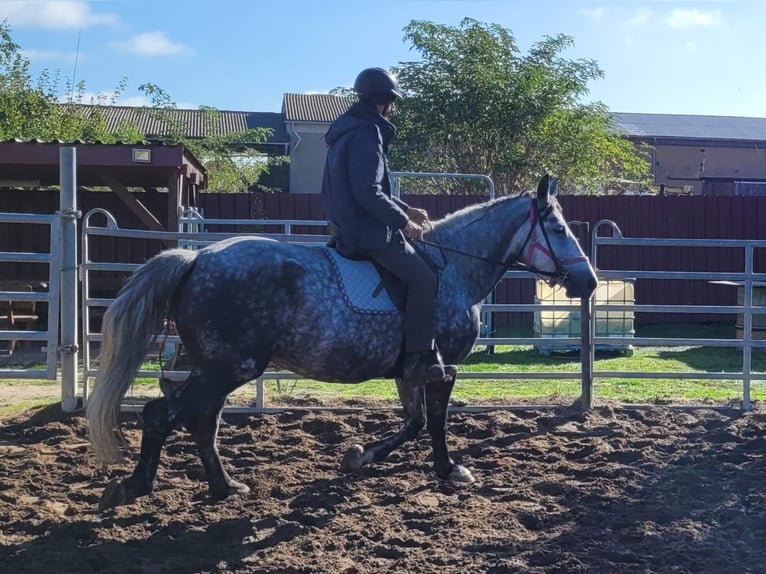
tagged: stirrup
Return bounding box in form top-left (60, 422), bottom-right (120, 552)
top-left (402, 352), bottom-right (446, 388)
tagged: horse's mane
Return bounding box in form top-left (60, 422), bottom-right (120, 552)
top-left (430, 190), bottom-right (533, 232)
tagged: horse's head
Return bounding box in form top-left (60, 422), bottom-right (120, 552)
top-left (517, 175), bottom-right (598, 299)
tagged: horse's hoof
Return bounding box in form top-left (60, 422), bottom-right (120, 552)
top-left (339, 443), bottom-right (365, 473)
top-left (448, 464), bottom-right (475, 484)
top-left (210, 479), bottom-right (250, 501)
top-left (228, 480), bottom-right (250, 495)
top-left (98, 477), bottom-right (130, 511)
top-left (443, 365), bottom-right (458, 381)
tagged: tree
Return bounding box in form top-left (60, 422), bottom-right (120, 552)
top-left (390, 19), bottom-right (651, 194)
top-left (0, 20), bottom-right (279, 192)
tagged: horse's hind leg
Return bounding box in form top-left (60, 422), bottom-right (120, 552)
top-left (99, 394), bottom-right (177, 510)
top-left (425, 366), bottom-right (474, 483)
top-left (339, 381), bottom-right (426, 473)
top-left (99, 369), bottom-right (248, 510)
top-left (182, 379), bottom-right (250, 500)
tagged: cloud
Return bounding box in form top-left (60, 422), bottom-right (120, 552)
top-left (22, 49), bottom-right (81, 62)
top-left (581, 7), bottom-right (605, 21)
top-left (625, 9), bottom-right (653, 27)
top-left (56, 92), bottom-right (197, 109)
top-left (111, 31), bottom-right (191, 56)
top-left (665, 9), bottom-right (721, 28)
top-left (115, 95), bottom-right (150, 107)
top-left (59, 90), bottom-right (121, 105)
top-left (116, 95), bottom-right (197, 109)
top-left (0, 0), bottom-right (118, 30)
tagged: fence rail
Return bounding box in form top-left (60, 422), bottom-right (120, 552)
top-left (76, 210), bottom-right (766, 412)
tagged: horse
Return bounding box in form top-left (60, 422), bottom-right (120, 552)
top-left (87, 174), bottom-right (598, 510)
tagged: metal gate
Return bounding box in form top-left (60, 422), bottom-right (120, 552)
top-left (590, 220), bottom-right (766, 409)
top-left (81, 212), bottom-right (765, 413)
top-left (0, 212), bottom-right (60, 379)
top-left (0, 148), bottom-right (79, 411)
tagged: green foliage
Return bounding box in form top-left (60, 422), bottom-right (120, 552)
top-left (391, 18), bottom-right (651, 194)
top-left (0, 20), bottom-right (129, 142)
top-left (0, 20), bottom-right (280, 193)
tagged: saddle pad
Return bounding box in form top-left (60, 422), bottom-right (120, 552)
top-left (324, 249), bottom-right (398, 314)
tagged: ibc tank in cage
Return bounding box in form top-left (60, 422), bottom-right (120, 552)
top-left (534, 279), bottom-right (635, 355)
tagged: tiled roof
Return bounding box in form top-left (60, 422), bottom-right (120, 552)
top-left (612, 112), bottom-right (766, 142)
top-left (68, 105), bottom-right (288, 144)
top-left (38, 105), bottom-right (766, 146)
top-left (1, 137), bottom-right (173, 146)
top-left (282, 93), bottom-right (352, 123)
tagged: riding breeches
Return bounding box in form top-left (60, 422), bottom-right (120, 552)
top-left (368, 235), bottom-right (438, 353)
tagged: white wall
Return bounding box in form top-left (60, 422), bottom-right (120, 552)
top-left (288, 123), bottom-right (329, 194)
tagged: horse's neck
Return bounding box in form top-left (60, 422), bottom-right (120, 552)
top-left (429, 195), bottom-right (530, 304)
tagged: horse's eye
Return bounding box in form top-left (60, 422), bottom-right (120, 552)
top-left (554, 224), bottom-right (565, 234)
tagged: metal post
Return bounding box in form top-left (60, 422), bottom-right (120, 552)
top-left (742, 245), bottom-right (753, 410)
top-left (577, 222), bottom-right (594, 409)
top-left (59, 147), bottom-right (80, 412)
top-left (580, 295), bottom-right (594, 409)
top-left (256, 379), bottom-right (265, 410)
top-left (45, 218), bottom-right (61, 380)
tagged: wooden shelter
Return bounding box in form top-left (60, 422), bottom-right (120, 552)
top-left (0, 140), bottom-right (207, 231)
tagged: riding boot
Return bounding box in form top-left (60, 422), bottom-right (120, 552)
top-left (402, 349), bottom-right (446, 388)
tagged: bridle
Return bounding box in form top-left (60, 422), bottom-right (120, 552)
top-left (418, 198), bottom-right (587, 284)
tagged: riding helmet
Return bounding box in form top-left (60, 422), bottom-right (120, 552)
top-left (353, 67), bottom-right (402, 102)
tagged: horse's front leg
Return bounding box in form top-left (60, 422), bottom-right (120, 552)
top-left (339, 381), bottom-right (426, 473)
top-left (426, 366), bottom-right (475, 483)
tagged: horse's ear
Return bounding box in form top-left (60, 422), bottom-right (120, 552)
top-left (549, 176), bottom-right (558, 198)
top-left (536, 174), bottom-right (551, 206)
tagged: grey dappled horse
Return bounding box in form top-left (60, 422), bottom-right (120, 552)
top-left (88, 175), bottom-right (598, 510)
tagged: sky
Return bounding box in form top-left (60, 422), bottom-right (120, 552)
top-left (0, 0), bottom-right (764, 117)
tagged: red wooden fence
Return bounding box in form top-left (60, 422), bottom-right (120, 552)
top-left (2, 189), bottom-right (765, 327)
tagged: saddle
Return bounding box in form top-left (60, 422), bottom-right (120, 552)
top-left (324, 238), bottom-right (440, 315)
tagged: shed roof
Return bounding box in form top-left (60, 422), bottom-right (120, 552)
top-left (73, 105), bottom-right (288, 148)
top-left (612, 112), bottom-right (766, 142)
top-left (0, 140), bottom-right (206, 188)
top-left (282, 93), bottom-right (352, 123)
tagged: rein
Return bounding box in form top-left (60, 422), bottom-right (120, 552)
top-left (418, 198), bottom-right (585, 281)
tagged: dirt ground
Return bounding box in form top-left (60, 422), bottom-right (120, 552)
top-left (1, 400), bottom-right (766, 574)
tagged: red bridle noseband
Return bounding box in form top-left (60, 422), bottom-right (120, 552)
top-left (517, 199), bottom-right (588, 281)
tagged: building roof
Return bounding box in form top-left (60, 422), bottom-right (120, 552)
top-left (612, 112), bottom-right (766, 142)
top-left (64, 104), bottom-right (766, 149)
top-left (73, 105), bottom-right (288, 146)
top-left (282, 93), bottom-right (352, 123)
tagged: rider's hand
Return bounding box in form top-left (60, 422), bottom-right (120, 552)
top-left (407, 207), bottom-right (429, 226)
top-left (402, 220), bottom-right (423, 241)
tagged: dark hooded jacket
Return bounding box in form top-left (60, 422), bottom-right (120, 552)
top-left (321, 100), bottom-right (410, 257)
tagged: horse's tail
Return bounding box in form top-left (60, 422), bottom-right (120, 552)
top-left (87, 248), bottom-right (198, 465)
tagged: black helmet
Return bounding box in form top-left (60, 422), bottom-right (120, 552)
top-left (353, 67), bottom-right (402, 102)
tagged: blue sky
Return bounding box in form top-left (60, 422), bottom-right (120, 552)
top-left (1, 0), bottom-right (763, 117)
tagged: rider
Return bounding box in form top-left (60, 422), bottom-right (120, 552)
top-left (321, 67), bottom-right (446, 388)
